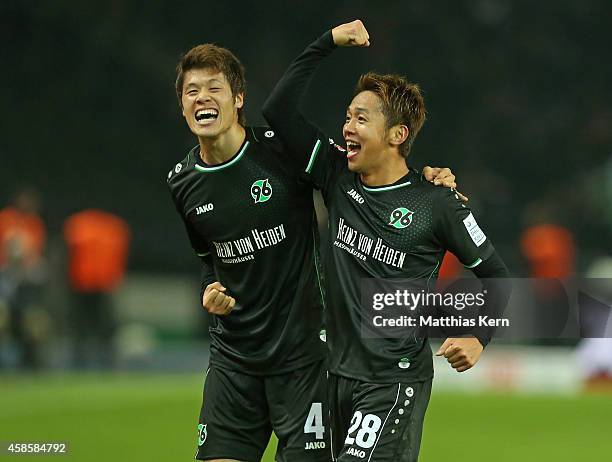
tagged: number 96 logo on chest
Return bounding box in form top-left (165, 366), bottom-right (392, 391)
top-left (389, 207), bottom-right (414, 229)
top-left (251, 179), bottom-right (273, 203)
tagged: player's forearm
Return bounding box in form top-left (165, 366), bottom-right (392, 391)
top-left (472, 251), bottom-right (509, 278)
top-left (471, 251), bottom-right (511, 347)
top-left (199, 254), bottom-right (216, 302)
top-left (262, 30), bottom-right (335, 140)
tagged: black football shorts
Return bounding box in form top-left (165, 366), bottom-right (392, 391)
top-left (195, 360), bottom-right (330, 461)
top-left (328, 374), bottom-right (432, 462)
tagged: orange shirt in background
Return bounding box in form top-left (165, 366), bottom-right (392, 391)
top-left (0, 207), bottom-right (46, 268)
top-left (520, 224), bottom-right (574, 278)
top-left (64, 210), bottom-right (130, 292)
top-left (439, 252), bottom-right (463, 279)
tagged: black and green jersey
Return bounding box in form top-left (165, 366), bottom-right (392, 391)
top-left (167, 127), bottom-right (325, 375)
top-left (263, 32), bottom-right (498, 383)
top-left (311, 162), bottom-right (494, 382)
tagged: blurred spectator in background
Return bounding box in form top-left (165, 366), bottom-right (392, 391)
top-left (0, 187), bottom-right (49, 369)
top-left (521, 223), bottom-right (575, 279)
top-left (520, 204), bottom-right (576, 341)
top-left (577, 256), bottom-right (612, 392)
top-left (64, 210), bottom-right (130, 369)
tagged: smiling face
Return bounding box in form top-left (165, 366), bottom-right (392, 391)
top-left (347, 72), bottom-right (427, 175)
top-left (343, 90), bottom-right (394, 173)
top-left (180, 68), bottom-right (244, 140)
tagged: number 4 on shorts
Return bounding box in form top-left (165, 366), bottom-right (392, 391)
top-left (304, 402), bottom-right (325, 439)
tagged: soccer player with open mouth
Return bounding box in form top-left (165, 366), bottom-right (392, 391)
top-left (167, 37), bottom-right (459, 462)
top-left (263, 20), bottom-right (509, 462)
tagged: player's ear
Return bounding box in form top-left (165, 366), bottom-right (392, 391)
top-left (178, 94), bottom-right (185, 117)
top-left (234, 93), bottom-right (244, 109)
top-left (388, 124), bottom-right (409, 148)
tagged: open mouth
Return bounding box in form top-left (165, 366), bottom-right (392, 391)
top-left (346, 141), bottom-right (361, 159)
top-left (195, 108), bottom-right (219, 125)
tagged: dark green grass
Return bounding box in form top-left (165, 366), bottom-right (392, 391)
top-left (421, 390), bottom-right (612, 462)
top-left (1, 373), bottom-right (610, 461)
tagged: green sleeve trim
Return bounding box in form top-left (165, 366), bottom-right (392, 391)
top-left (305, 139), bottom-right (322, 174)
top-left (465, 257), bottom-right (483, 269)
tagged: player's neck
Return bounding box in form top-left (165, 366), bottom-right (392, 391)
top-left (198, 124), bottom-right (246, 165)
top-left (359, 153), bottom-right (409, 187)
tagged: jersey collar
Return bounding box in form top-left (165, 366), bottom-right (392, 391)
top-left (193, 132), bottom-right (251, 173)
top-left (360, 170), bottom-right (416, 193)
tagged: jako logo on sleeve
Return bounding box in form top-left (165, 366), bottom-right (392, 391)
top-left (196, 203), bottom-right (214, 215)
top-left (346, 188), bottom-right (365, 204)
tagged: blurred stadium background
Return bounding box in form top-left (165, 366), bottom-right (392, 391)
top-left (1, 1), bottom-right (611, 460)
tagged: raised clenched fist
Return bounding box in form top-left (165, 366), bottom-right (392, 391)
top-left (332, 20), bottom-right (370, 47)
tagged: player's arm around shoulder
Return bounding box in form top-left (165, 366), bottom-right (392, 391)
top-left (422, 166), bottom-right (468, 202)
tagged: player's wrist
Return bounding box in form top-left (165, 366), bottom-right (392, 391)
top-left (475, 334), bottom-right (490, 349)
top-left (326, 29), bottom-right (339, 48)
